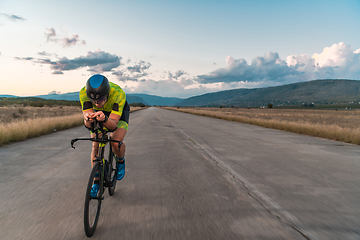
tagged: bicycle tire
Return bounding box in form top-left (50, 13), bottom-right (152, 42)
top-left (84, 162), bottom-right (103, 237)
top-left (108, 147), bottom-right (117, 196)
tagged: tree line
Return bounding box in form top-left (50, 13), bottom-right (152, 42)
top-left (0, 97), bottom-right (81, 107)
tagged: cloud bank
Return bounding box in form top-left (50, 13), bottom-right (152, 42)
top-left (16, 50), bottom-right (121, 74)
top-left (46, 50), bottom-right (121, 74)
top-left (196, 42), bottom-right (360, 86)
top-left (125, 42), bottom-right (360, 98)
top-left (14, 41), bottom-right (360, 97)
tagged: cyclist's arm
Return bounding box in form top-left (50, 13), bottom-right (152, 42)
top-left (80, 88), bottom-right (96, 129)
top-left (83, 109), bottom-right (95, 129)
top-left (93, 111), bottom-right (120, 130)
top-left (100, 90), bottom-right (125, 130)
top-left (105, 113), bottom-right (120, 130)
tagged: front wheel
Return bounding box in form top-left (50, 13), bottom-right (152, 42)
top-left (84, 162), bottom-right (103, 237)
top-left (108, 147), bottom-right (117, 196)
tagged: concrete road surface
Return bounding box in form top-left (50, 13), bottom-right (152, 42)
top-left (1, 107), bottom-right (359, 240)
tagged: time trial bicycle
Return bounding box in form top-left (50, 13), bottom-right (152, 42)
top-left (71, 120), bottom-right (122, 237)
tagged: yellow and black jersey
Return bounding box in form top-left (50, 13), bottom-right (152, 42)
top-left (79, 82), bottom-right (126, 117)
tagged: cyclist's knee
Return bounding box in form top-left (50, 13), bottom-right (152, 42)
top-left (121, 142), bottom-right (126, 152)
top-left (111, 128), bottom-right (127, 141)
top-left (111, 141), bottom-right (125, 151)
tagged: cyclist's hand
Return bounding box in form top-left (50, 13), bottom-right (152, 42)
top-left (94, 111), bottom-right (107, 122)
top-left (84, 112), bottom-right (95, 123)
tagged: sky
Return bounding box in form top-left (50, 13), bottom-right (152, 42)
top-left (1, 0), bottom-right (360, 98)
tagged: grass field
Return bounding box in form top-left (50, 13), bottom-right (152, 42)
top-left (0, 105), bottom-right (144, 146)
top-left (165, 107), bottom-right (360, 145)
top-left (0, 105), bottom-right (81, 124)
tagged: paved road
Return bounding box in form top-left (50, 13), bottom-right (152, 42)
top-left (1, 107), bottom-right (360, 240)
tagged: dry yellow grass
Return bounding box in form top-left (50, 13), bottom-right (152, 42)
top-left (0, 105), bottom-right (82, 123)
top-left (0, 106), bottom-right (145, 146)
top-left (165, 107), bottom-right (360, 145)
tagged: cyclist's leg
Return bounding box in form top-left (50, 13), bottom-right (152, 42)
top-left (110, 101), bottom-right (129, 160)
top-left (90, 132), bottom-right (100, 168)
top-left (110, 126), bottom-right (127, 181)
top-left (90, 132), bottom-right (100, 194)
top-left (110, 126), bottom-right (127, 159)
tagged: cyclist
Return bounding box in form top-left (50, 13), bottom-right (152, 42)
top-left (79, 74), bottom-right (130, 197)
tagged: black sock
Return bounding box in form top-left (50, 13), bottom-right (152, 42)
top-left (94, 180), bottom-right (99, 185)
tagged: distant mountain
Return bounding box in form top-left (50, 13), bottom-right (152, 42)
top-left (126, 95), bottom-right (147, 105)
top-left (36, 92), bottom-right (79, 101)
top-left (3, 79), bottom-right (359, 107)
top-left (0, 94), bottom-right (17, 98)
top-left (28, 92), bottom-right (181, 106)
top-left (34, 92), bottom-right (148, 104)
top-left (177, 79), bottom-right (360, 107)
top-left (127, 94), bottom-right (183, 106)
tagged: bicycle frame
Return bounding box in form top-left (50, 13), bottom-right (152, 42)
top-left (71, 119), bottom-right (123, 237)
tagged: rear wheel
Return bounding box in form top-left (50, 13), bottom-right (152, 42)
top-left (84, 162), bottom-right (103, 237)
top-left (108, 146), bottom-right (117, 196)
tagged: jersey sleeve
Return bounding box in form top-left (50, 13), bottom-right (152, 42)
top-left (79, 86), bottom-right (93, 111)
top-left (110, 89), bottom-right (126, 117)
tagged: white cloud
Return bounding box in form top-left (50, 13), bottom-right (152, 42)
top-left (113, 60), bottom-right (151, 82)
top-left (132, 42), bottom-right (359, 97)
top-left (197, 52), bottom-right (300, 84)
top-left (166, 70), bottom-right (188, 81)
top-left (174, 70), bottom-right (186, 79)
top-left (196, 42), bottom-right (360, 86)
top-left (178, 77), bottom-right (195, 87)
top-left (124, 42), bottom-right (360, 97)
top-left (50, 50), bottom-right (121, 72)
top-left (127, 60), bottom-right (151, 73)
top-left (44, 27), bottom-right (86, 47)
top-left (45, 27), bottom-right (57, 42)
top-left (37, 51), bottom-right (52, 56)
top-left (288, 42), bottom-right (360, 80)
top-left (62, 34), bottom-right (86, 47)
top-left (312, 42), bottom-right (355, 67)
top-left (123, 79), bottom-right (214, 98)
top-left (16, 50), bottom-right (121, 74)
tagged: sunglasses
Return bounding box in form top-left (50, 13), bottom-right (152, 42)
top-left (90, 95), bottom-right (107, 105)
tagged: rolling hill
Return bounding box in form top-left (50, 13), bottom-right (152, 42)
top-left (34, 92), bottom-right (150, 105)
top-left (0, 95), bottom-right (17, 98)
top-left (8, 92), bottom-right (181, 106)
top-left (128, 94), bottom-right (183, 106)
top-left (176, 79), bottom-right (360, 107)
